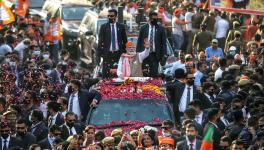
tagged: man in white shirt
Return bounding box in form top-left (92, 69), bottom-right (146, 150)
top-left (215, 13), bottom-right (230, 50)
top-left (14, 38), bottom-right (31, 63)
top-left (215, 57), bottom-right (227, 81)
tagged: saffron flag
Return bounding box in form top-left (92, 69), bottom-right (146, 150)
top-left (0, 0), bottom-right (15, 28)
top-left (15, 0), bottom-right (29, 17)
top-left (201, 124), bottom-right (214, 150)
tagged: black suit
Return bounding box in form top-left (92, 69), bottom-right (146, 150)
top-left (0, 136), bottom-right (23, 149)
top-left (38, 138), bottom-right (52, 150)
top-left (136, 23), bottom-right (167, 77)
top-left (69, 89), bottom-right (101, 122)
top-left (47, 112), bottom-right (64, 127)
top-left (16, 132), bottom-right (37, 149)
top-left (176, 138), bottom-right (202, 150)
top-left (166, 82), bottom-right (200, 123)
top-left (204, 122), bottom-right (222, 150)
top-left (29, 121), bottom-right (49, 142)
top-left (60, 123), bottom-right (84, 140)
top-left (97, 22), bottom-right (127, 78)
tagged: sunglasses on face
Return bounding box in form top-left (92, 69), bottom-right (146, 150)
top-left (259, 124), bottom-right (264, 128)
top-left (67, 119), bottom-right (76, 122)
top-left (108, 15), bottom-right (115, 18)
top-left (16, 127), bottom-right (26, 130)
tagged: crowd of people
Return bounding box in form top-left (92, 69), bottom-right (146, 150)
top-left (0, 0), bottom-right (264, 149)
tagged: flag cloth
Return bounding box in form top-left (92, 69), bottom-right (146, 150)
top-left (15, 0), bottom-right (29, 17)
top-left (201, 124), bottom-right (214, 150)
top-left (0, 0), bottom-right (15, 29)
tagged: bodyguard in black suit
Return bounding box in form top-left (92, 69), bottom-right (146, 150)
top-left (68, 79), bottom-right (101, 122)
top-left (15, 118), bottom-right (37, 150)
top-left (46, 101), bottom-right (64, 127)
top-left (28, 109), bottom-right (48, 142)
top-left (176, 123), bottom-right (202, 150)
top-left (166, 72), bottom-right (200, 123)
top-left (60, 112), bottom-right (84, 140)
top-left (0, 122), bottom-right (23, 150)
top-left (97, 9), bottom-right (127, 78)
top-left (136, 11), bottom-right (167, 77)
top-left (38, 124), bottom-right (62, 150)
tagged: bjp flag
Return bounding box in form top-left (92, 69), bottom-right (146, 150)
top-left (0, 0), bottom-right (15, 29)
top-left (15, 0), bottom-right (29, 17)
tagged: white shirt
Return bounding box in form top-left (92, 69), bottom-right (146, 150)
top-left (117, 48), bottom-right (150, 77)
top-left (214, 67), bottom-right (224, 81)
top-left (1, 136), bottom-right (10, 150)
top-left (68, 92), bottom-right (82, 119)
top-left (220, 116), bottom-right (229, 126)
top-left (14, 41), bottom-right (28, 62)
top-left (194, 70), bottom-right (203, 87)
top-left (196, 111), bottom-right (203, 125)
top-left (169, 60), bottom-right (186, 76)
top-left (110, 23), bottom-right (119, 51)
top-left (186, 136), bottom-right (197, 150)
top-left (0, 44), bottom-right (12, 56)
top-left (148, 24), bottom-right (155, 52)
top-left (172, 16), bottom-right (183, 36)
top-left (179, 85), bottom-right (194, 113)
top-left (64, 84), bottom-right (69, 94)
top-left (215, 18), bottom-right (229, 38)
top-left (66, 124), bottom-right (77, 135)
top-left (124, 6), bottom-right (137, 15)
top-left (185, 12), bottom-right (194, 31)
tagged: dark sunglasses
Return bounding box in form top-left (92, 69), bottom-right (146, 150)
top-left (16, 127), bottom-right (26, 130)
top-left (68, 119), bottom-right (76, 122)
top-left (259, 124), bottom-right (264, 128)
top-left (108, 15), bottom-right (115, 18)
top-left (161, 127), bottom-right (170, 130)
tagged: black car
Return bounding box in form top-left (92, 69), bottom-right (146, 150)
top-left (87, 99), bottom-right (175, 134)
top-left (41, 1), bottom-right (93, 59)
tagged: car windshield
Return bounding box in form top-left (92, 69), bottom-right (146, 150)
top-left (62, 6), bottom-right (90, 20)
top-left (88, 99), bottom-right (173, 125)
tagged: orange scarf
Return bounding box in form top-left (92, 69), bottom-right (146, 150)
top-left (121, 54), bottom-right (135, 78)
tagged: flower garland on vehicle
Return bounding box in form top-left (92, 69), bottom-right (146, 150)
top-left (100, 78), bottom-right (165, 100)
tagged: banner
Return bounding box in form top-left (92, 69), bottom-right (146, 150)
top-left (210, 0), bottom-right (264, 15)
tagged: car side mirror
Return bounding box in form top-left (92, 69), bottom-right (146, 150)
top-left (85, 31), bottom-right (93, 36)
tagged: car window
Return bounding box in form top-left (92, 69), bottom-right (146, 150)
top-left (88, 99), bottom-right (172, 125)
top-left (96, 19), bottom-right (108, 34)
top-left (62, 6), bottom-right (90, 20)
top-left (29, 0), bottom-right (45, 9)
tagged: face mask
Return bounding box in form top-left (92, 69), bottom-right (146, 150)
top-left (5, 58), bottom-right (10, 63)
top-left (208, 90), bottom-right (214, 96)
top-left (33, 50), bottom-right (41, 56)
top-left (187, 135), bottom-right (195, 142)
top-left (109, 18), bottom-right (115, 24)
top-left (162, 131), bottom-right (171, 137)
top-left (73, 68), bottom-right (78, 73)
top-left (187, 80), bottom-right (194, 85)
top-left (1, 134), bottom-right (9, 139)
top-left (9, 61), bottom-right (16, 67)
top-left (43, 54), bottom-right (50, 59)
top-left (68, 86), bottom-right (73, 94)
top-left (17, 131), bottom-right (26, 137)
top-left (150, 19), bottom-right (158, 25)
top-left (46, 69), bottom-right (52, 75)
top-left (66, 122), bottom-right (75, 128)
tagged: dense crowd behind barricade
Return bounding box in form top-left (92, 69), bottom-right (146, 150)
top-left (0, 0), bottom-right (264, 150)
